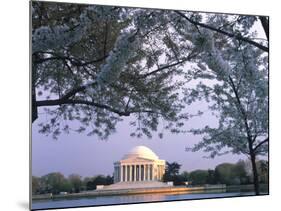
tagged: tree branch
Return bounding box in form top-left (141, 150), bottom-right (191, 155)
top-left (139, 53), bottom-right (197, 78)
top-left (59, 85), bottom-right (88, 101)
top-left (228, 76), bottom-right (253, 144)
top-left (34, 53), bottom-right (107, 66)
top-left (175, 11), bottom-right (269, 52)
top-left (259, 16), bottom-right (269, 41)
top-left (36, 98), bottom-right (162, 117)
top-left (36, 99), bottom-right (131, 116)
top-left (103, 19), bottom-right (109, 57)
top-left (254, 137), bottom-right (269, 151)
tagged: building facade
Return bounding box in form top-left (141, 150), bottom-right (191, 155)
top-left (113, 146), bottom-right (165, 183)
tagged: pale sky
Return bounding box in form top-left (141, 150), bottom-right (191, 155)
top-left (32, 99), bottom-right (248, 178)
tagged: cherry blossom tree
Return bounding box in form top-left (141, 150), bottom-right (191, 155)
top-left (177, 13), bottom-right (268, 195)
top-left (31, 2), bottom-right (192, 139)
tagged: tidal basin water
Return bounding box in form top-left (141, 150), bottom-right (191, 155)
top-left (32, 190), bottom-right (261, 210)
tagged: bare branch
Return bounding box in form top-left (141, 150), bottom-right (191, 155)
top-left (36, 98), bottom-right (162, 117)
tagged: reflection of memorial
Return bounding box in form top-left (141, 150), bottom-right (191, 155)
top-left (113, 146), bottom-right (166, 183)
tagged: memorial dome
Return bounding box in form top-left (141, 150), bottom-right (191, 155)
top-left (122, 145), bottom-right (159, 160)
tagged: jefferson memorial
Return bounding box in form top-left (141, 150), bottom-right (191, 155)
top-left (113, 145), bottom-right (166, 183)
top-left (102, 146), bottom-right (168, 190)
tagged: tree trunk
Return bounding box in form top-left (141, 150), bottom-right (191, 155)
top-left (230, 75), bottom-right (261, 195)
top-left (32, 57), bottom-right (38, 123)
top-left (32, 85), bottom-right (38, 123)
top-left (250, 151), bottom-right (260, 195)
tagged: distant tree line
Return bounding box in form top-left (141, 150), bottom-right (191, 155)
top-left (32, 159), bottom-right (268, 195)
top-left (32, 173), bottom-right (113, 195)
top-left (163, 160), bottom-right (268, 186)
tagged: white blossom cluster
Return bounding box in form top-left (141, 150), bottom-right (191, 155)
top-left (192, 29), bottom-right (231, 78)
top-left (133, 9), bottom-right (169, 35)
top-left (32, 6), bottom-right (111, 53)
top-left (96, 29), bottom-right (140, 85)
top-left (32, 24), bottom-right (82, 53)
top-left (191, 29), bottom-right (215, 52)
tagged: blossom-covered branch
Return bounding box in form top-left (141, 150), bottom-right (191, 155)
top-left (96, 29), bottom-right (140, 85)
top-left (175, 11), bottom-right (269, 52)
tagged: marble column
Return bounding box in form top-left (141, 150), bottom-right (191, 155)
top-left (121, 165), bottom-right (124, 182)
top-left (133, 165), bottom-right (135, 181)
top-left (122, 166), bottom-right (124, 181)
top-left (158, 165), bottom-right (161, 180)
top-left (130, 165), bottom-right (132, 182)
top-left (144, 164), bottom-right (146, 181)
top-left (134, 165), bottom-right (137, 181)
top-left (147, 164), bottom-right (150, 181)
top-left (147, 164), bottom-right (149, 180)
top-left (125, 165), bottom-right (129, 182)
top-left (150, 164), bottom-right (152, 180)
top-left (139, 165), bottom-right (141, 181)
top-left (143, 165), bottom-right (145, 181)
top-left (156, 165), bottom-right (158, 180)
top-left (144, 165), bottom-right (146, 180)
top-left (122, 165), bottom-right (126, 182)
top-left (157, 165), bottom-right (159, 180)
top-left (148, 164), bottom-right (152, 180)
top-left (160, 165), bottom-right (162, 179)
top-left (151, 164), bottom-right (154, 180)
top-left (120, 164), bottom-right (123, 182)
top-left (140, 165), bottom-right (142, 181)
top-left (155, 165), bottom-right (157, 180)
top-left (117, 166), bottom-right (120, 182)
top-left (136, 165), bottom-right (137, 181)
top-left (116, 165), bottom-right (120, 182)
top-left (119, 166), bottom-right (121, 182)
top-left (141, 165), bottom-right (143, 181)
top-left (159, 165), bottom-right (161, 180)
top-left (136, 165), bottom-right (139, 181)
top-left (161, 165), bottom-right (163, 179)
top-left (119, 165), bottom-right (121, 182)
top-left (127, 165), bottom-right (130, 182)
top-left (125, 165), bottom-right (128, 182)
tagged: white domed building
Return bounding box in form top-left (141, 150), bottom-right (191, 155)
top-left (113, 146), bottom-right (166, 183)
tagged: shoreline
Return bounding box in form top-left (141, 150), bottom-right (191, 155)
top-left (33, 184), bottom-right (229, 200)
top-left (32, 184), bottom-right (268, 201)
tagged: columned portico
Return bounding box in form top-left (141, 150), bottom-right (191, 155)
top-left (115, 163), bottom-right (162, 182)
top-left (113, 146), bottom-right (165, 183)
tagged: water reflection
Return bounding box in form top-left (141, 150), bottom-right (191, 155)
top-left (32, 190), bottom-right (259, 210)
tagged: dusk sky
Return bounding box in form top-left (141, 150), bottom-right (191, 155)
top-left (32, 99), bottom-right (248, 178)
